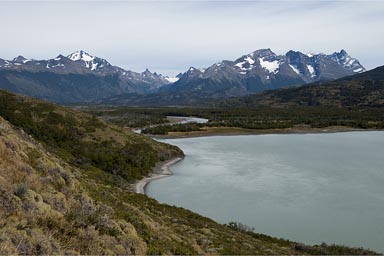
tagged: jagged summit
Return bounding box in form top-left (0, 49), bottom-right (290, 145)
top-left (67, 50), bottom-right (95, 62)
top-left (12, 55), bottom-right (29, 63)
top-left (66, 50), bottom-right (112, 71)
top-left (142, 68), bottom-right (152, 74)
top-left (331, 49), bottom-right (365, 73)
top-left (55, 54), bottom-right (65, 60)
top-left (250, 48), bottom-right (276, 58)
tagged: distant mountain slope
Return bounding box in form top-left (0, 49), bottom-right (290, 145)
top-left (0, 51), bottom-right (175, 103)
top-left (160, 49), bottom-right (365, 98)
top-left (217, 65), bottom-right (384, 108)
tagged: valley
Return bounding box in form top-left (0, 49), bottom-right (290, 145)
top-left (2, 89), bottom-right (380, 254)
top-left (2, 0), bottom-right (383, 254)
top-left (1, 54), bottom-right (383, 254)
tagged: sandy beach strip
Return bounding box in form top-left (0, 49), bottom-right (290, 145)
top-left (135, 157), bottom-right (183, 194)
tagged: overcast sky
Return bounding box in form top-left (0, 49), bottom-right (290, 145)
top-left (1, 0), bottom-right (383, 76)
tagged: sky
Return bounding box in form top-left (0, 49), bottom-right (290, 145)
top-left (0, 0), bottom-right (383, 76)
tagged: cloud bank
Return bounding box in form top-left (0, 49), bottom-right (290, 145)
top-left (0, 0), bottom-right (383, 75)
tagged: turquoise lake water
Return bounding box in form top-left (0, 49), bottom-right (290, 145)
top-left (147, 132), bottom-right (384, 252)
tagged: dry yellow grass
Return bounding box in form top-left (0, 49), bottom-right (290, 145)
top-left (0, 117), bottom-right (146, 254)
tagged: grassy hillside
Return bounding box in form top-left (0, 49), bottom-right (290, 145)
top-left (0, 89), bottom-right (182, 182)
top-left (0, 89), bottom-right (380, 254)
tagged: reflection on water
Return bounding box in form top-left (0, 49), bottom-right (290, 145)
top-left (148, 132), bottom-right (384, 253)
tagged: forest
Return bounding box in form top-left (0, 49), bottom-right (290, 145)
top-left (85, 106), bottom-right (384, 135)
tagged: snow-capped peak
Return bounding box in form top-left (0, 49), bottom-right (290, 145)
top-left (66, 50), bottom-right (111, 71)
top-left (339, 49), bottom-right (348, 55)
top-left (188, 67), bottom-right (205, 73)
top-left (164, 76), bottom-right (179, 83)
top-left (54, 54), bottom-right (65, 61)
top-left (234, 55), bottom-right (256, 73)
top-left (67, 50), bottom-right (95, 62)
top-left (332, 49), bottom-right (366, 73)
top-left (12, 55), bottom-right (28, 63)
top-left (306, 52), bottom-right (315, 57)
top-left (259, 57), bottom-right (280, 74)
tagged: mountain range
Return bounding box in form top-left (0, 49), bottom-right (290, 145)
top-left (0, 50), bottom-right (175, 103)
top-left (159, 49), bottom-right (365, 97)
top-left (0, 49), bottom-right (365, 104)
top-left (99, 64), bottom-right (384, 107)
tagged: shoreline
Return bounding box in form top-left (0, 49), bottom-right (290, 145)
top-left (149, 126), bottom-right (382, 139)
top-left (134, 157), bottom-right (183, 194)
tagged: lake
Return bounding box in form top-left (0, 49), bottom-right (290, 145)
top-left (147, 132), bottom-right (384, 253)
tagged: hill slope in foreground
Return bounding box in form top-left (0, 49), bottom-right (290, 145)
top-left (0, 90), bottom-right (379, 254)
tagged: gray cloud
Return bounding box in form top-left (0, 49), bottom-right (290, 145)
top-left (0, 0), bottom-right (383, 76)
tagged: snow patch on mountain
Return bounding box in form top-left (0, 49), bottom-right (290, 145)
top-left (353, 67), bottom-right (364, 73)
top-left (306, 52), bottom-right (315, 57)
top-left (259, 58), bottom-right (279, 74)
top-left (307, 64), bottom-right (316, 77)
top-left (344, 57), bottom-right (356, 66)
top-left (234, 62), bottom-right (245, 69)
top-left (91, 62), bottom-right (98, 71)
top-left (289, 64), bottom-right (301, 75)
top-left (234, 56), bottom-right (256, 73)
top-left (245, 56), bottom-right (255, 65)
top-left (68, 50), bottom-right (95, 62)
top-left (51, 63), bottom-right (65, 68)
top-left (164, 76), bottom-right (179, 83)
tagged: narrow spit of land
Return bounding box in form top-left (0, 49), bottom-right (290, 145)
top-left (149, 125), bottom-right (376, 139)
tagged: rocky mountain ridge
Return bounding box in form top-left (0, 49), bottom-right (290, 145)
top-left (0, 50), bottom-right (180, 103)
top-left (0, 49), bottom-right (365, 104)
top-left (160, 49), bottom-right (365, 97)
top-left (0, 50), bottom-right (175, 89)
